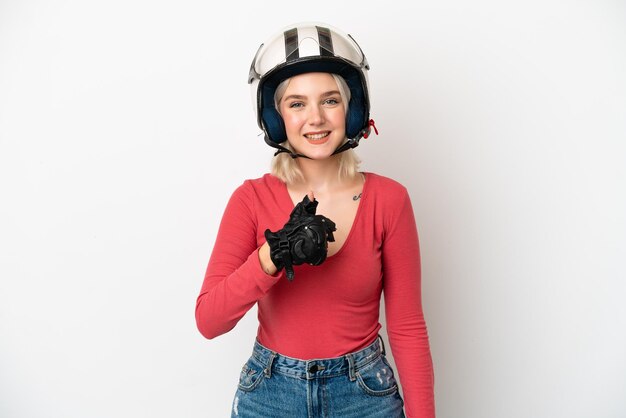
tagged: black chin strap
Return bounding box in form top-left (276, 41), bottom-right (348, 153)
top-left (265, 131), bottom-right (364, 160)
top-left (265, 120), bottom-right (377, 159)
top-left (330, 137), bottom-right (360, 156)
top-left (264, 134), bottom-right (311, 159)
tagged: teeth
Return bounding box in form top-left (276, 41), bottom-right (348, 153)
top-left (305, 132), bottom-right (329, 140)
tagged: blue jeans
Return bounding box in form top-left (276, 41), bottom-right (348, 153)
top-left (231, 335), bottom-right (405, 418)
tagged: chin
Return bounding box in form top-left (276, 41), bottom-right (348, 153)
top-left (308, 153), bottom-right (336, 161)
top-left (292, 137), bottom-right (344, 160)
top-left (297, 145), bottom-right (339, 160)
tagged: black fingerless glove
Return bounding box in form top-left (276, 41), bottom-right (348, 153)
top-left (264, 195), bottom-right (336, 281)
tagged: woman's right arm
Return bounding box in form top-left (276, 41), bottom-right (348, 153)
top-left (195, 182), bottom-right (283, 339)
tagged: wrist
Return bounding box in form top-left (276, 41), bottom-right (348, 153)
top-left (258, 242), bottom-right (278, 276)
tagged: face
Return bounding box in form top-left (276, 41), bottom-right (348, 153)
top-left (278, 72), bottom-right (346, 160)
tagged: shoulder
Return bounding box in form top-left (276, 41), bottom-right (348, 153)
top-left (229, 173), bottom-right (284, 206)
top-left (364, 173), bottom-right (417, 236)
top-left (234, 173), bottom-right (282, 194)
top-left (364, 172), bottom-right (409, 204)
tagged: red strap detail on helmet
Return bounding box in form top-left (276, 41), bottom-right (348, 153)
top-left (363, 119), bottom-right (379, 139)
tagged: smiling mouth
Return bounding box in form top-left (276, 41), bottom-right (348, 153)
top-left (304, 131), bottom-right (330, 141)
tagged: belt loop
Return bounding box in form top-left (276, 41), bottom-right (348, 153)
top-left (346, 353), bottom-right (357, 381)
top-left (378, 334), bottom-right (386, 356)
top-left (264, 351), bottom-right (276, 378)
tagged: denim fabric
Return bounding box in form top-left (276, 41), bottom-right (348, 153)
top-left (231, 335), bottom-right (405, 418)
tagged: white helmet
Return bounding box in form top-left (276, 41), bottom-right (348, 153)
top-left (248, 22), bottom-right (375, 157)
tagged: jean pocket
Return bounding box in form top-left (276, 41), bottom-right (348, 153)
top-left (355, 355), bottom-right (399, 396)
top-left (237, 358), bottom-right (266, 392)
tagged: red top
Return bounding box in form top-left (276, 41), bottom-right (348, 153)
top-left (196, 172), bottom-right (435, 417)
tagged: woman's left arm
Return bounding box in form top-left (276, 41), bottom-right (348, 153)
top-left (382, 189), bottom-right (435, 418)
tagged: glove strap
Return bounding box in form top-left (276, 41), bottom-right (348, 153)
top-left (278, 230), bottom-right (295, 281)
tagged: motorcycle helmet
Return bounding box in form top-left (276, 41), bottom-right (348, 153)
top-left (248, 22), bottom-right (376, 158)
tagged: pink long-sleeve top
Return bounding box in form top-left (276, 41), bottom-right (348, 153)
top-left (195, 172), bottom-right (435, 417)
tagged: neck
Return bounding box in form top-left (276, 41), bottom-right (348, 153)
top-left (294, 155), bottom-right (344, 192)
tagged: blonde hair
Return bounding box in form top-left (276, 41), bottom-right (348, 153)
top-left (271, 73), bottom-right (361, 184)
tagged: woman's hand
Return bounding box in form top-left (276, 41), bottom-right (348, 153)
top-left (263, 192), bottom-right (336, 281)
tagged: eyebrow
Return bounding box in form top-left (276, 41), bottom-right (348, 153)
top-left (282, 90), bottom-right (341, 101)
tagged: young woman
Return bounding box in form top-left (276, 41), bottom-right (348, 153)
top-left (195, 22), bottom-right (435, 418)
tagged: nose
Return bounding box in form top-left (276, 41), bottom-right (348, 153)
top-left (307, 104), bottom-right (325, 125)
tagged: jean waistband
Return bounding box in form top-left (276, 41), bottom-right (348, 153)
top-left (251, 334), bottom-right (387, 381)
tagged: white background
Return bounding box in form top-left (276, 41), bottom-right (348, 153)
top-left (1, 1), bottom-right (625, 417)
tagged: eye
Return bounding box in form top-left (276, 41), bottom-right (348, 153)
top-left (288, 101), bottom-right (304, 109)
top-left (323, 97), bottom-right (340, 106)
